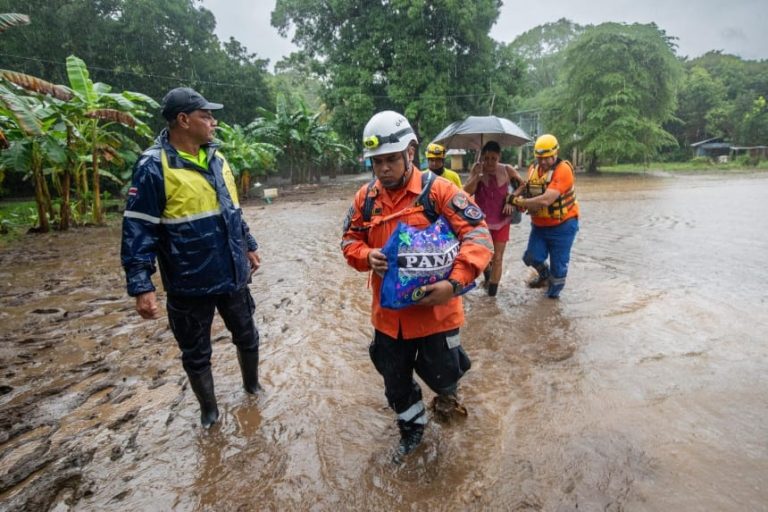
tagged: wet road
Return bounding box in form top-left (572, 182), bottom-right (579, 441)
top-left (1, 171), bottom-right (767, 511)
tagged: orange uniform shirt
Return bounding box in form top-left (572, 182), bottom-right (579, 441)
top-left (341, 169), bottom-right (493, 339)
top-left (528, 160), bottom-right (580, 227)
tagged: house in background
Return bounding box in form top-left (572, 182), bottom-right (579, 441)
top-left (691, 137), bottom-right (732, 159)
top-left (446, 149), bottom-right (466, 171)
top-left (691, 137), bottom-right (767, 162)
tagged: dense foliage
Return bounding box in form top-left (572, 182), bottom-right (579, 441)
top-left (272, 0), bottom-right (526, 145)
top-left (553, 23), bottom-right (683, 170)
top-left (0, 0), bottom-right (273, 126)
top-left (1, 0), bottom-right (767, 235)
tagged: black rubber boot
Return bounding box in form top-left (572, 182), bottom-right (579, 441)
top-left (188, 369), bottom-right (219, 428)
top-left (528, 263), bottom-right (551, 288)
top-left (487, 283), bottom-right (499, 296)
top-left (237, 348), bottom-right (262, 394)
top-left (483, 266), bottom-right (492, 286)
top-left (396, 420), bottom-right (425, 458)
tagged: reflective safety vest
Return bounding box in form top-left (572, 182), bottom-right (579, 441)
top-left (524, 159), bottom-right (578, 221)
top-left (121, 130), bottom-right (258, 297)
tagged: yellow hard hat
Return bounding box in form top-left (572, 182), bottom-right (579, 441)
top-left (534, 134), bottom-right (559, 158)
top-left (426, 143), bottom-right (446, 159)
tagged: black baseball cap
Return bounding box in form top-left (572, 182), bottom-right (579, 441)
top-left (161, 87), bottom-right (223, 121)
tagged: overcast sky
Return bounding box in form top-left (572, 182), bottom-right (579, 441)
top-left (201, 0), bottom-right (768, 70)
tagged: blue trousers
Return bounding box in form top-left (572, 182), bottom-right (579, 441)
top-left (523, 218), bottom-right (579, 295)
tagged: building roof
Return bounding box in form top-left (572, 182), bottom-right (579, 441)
top-left (691, 137), bottom-right (725, 147)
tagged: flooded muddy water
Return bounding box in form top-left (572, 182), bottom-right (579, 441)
top-left (1, 171), bottom-right (767, 511)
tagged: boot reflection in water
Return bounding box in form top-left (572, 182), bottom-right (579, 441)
top-left (237, 348), bottom-right (262, 394)
top-left (187, 369), bottom-right (219, 428)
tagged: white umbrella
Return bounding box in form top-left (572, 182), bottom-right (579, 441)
top-left (431, 115), bottom-right (532, 150)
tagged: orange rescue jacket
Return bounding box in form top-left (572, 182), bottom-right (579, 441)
top-left (341, 168), bottom-right (493, 339)
top-left (525, 159), bottom-right (579, 227)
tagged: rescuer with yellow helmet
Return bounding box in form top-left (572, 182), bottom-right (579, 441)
top-left (425, 143), bottom-right (462, 188)
top-left (508, 133), bottom-right (579, 298)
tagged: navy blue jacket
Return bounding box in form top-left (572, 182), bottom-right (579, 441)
top-left (121, 130), bottom-right (258, 297)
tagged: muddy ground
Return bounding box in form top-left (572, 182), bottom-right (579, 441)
top-left (1, 171), bottom-right (767, 511)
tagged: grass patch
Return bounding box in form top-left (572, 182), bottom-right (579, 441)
top-left (598, 160), bottom-right (768, 174)
top-left (0, 198), bottom-right (123, 245)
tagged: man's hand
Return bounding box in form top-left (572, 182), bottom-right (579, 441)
top-left (247, 250), bottom-right (261, 273)
top-left (417, 280), bottom-right (455, 306)
top-left (136, 291), bottom-right (161, 320)
top-left (368, 249), bottom-right (388, 277)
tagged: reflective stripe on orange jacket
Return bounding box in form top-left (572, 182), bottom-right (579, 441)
top-left (525, 159), bottom-right (579, 227)
top-left (341, 168), bottom-right (494, 339)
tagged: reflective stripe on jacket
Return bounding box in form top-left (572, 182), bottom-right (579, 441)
top-left (341, 167), bottom-right (493, 339)
top-left (121, 129), bottom-right (258, 297)
top-left (525, 159), bottom-right (579, 227)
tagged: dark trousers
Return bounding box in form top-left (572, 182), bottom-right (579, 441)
top-left (369, 328), bottom-right (471, 415)
top-left (166, 286), bottom-right (259, 375)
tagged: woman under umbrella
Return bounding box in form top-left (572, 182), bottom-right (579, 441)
top-left (463, 141), bottom-right (524, 297)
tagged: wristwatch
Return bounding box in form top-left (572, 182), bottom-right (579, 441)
top-left (447, 278), bottom-right (463, 296)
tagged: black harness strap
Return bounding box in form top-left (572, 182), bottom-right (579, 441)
top-left (362, 171), bottom-right (438, 224)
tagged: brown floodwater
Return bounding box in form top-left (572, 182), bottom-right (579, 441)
top-left (1, 171), bottom-right (767, 511)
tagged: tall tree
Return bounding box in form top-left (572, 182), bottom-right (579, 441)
top-left (0, 0), bottom-right (273, 126)
top-left (271, 0), bottom-right (524, 144)
top-left (685, 51), bottom-right (768, 146)
top-left (508, 18), bottom-right (585, 92)
top-left (553, 22), bottom-right (683, 171)
top-left (674, 66), bottom-right (727, 145)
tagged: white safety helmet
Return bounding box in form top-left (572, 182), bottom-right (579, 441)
top-left (362, 110), bottom-right (418, 158)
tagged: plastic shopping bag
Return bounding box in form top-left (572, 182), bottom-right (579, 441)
top-left (380, 216), bottom-right (475, 310)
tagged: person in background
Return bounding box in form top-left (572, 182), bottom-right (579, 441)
top-left (121, 87), bottom-right (262, 428)
top-left (463, 140), bottom-right (525, 297)
top-left (509, 134), bottom-right (579, 299)
top-left (425, 142), bottom-right (462, 188)
top-left (341, 111), bottom-right (493, 460)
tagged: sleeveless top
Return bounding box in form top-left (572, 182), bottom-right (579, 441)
top-left (474, 164), bottom-right (512, 230)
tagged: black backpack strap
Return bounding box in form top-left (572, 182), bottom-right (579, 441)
top-left (415, 171), bottom-right (439, 223)
top-left (363, 172), bottom-right (438, 224)
top-left (361, 178), bottom-right (378, 222)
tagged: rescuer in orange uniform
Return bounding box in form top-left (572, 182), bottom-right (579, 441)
top-left (509, 133), bottom-right (579, 298)
top-left (341, 111), bottom-right (494, 459)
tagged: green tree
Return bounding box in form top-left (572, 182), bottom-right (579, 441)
top-left (60, 56), bottom-right (156, 225)
top-left (216, 121), bottom-right (280, 197)
top-left (674, 66), bottom-right (727, 145)
top-left (508, 18), bottom-right (585, 92)
top-left (249, 93), bottom-right (352, 184)
top-left (687, 52), bottom-right (768, 146)
top-left (0, 0), bottom-right (273, 126)
top-left (554, 22), bottom-right (683, 171)
top-left (272, 0), bottom-right (524, 144)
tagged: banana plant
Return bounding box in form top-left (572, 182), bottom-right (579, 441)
top-left (0, 13), bottom-right (29, 33)
top-left (216, 121), bottom-right (280, 197)
top-left (0, 90), bottom-right (66, 232)
top-left (61, 55), bottom-right (157, 225)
